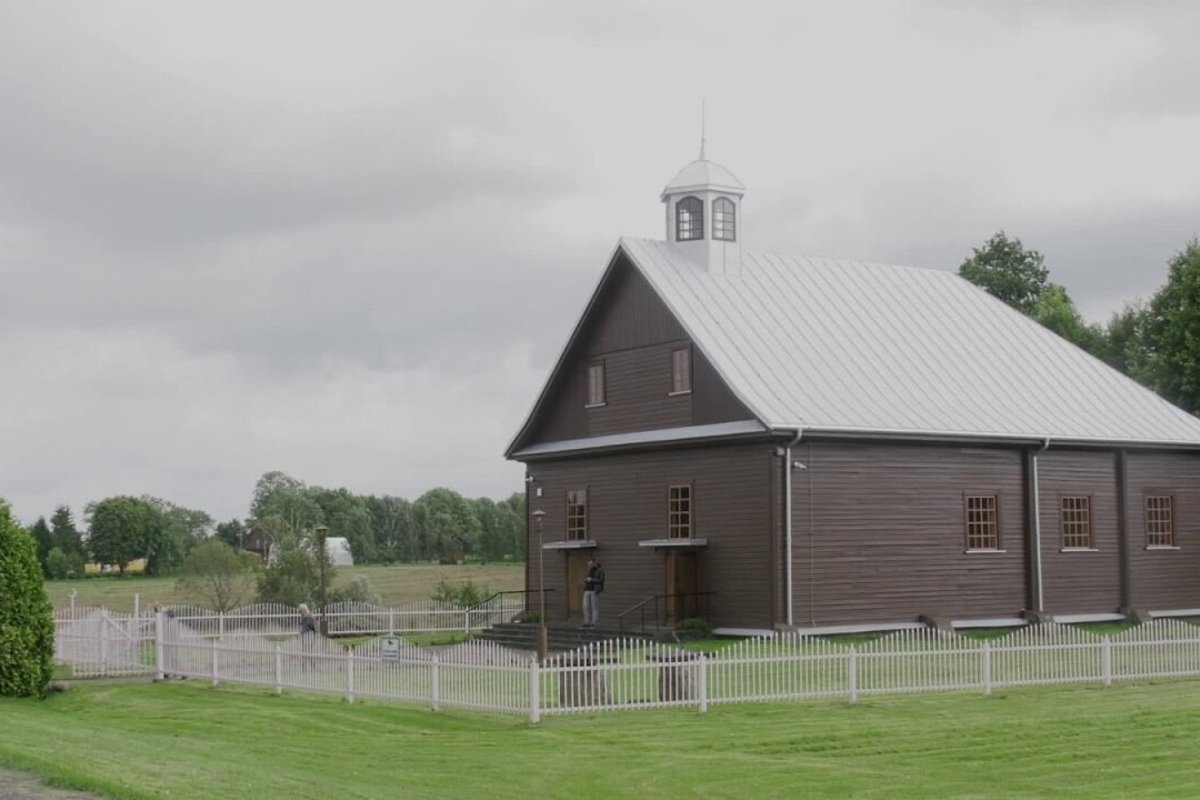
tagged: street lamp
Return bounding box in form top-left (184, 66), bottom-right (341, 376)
top-left (315, 524), bottom-right (329, 636)
top-left (531, 509), bottom-right (547, 661)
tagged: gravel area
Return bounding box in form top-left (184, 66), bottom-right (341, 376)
top-left (0, 768), bottom-right (104, 800)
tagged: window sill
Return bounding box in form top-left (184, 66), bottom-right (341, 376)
top-left (668, 389), bottom-right (693, 397)
top-left (1060, 547), bottom-right (1099, 553)
top-left (584, 402), bottom-right (606, 409)
top-left (1145, 545), bottom-right (1181, 551)
top-left (964, 549), bottom-right (1008, 555)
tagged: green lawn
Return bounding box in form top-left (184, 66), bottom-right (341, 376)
top-left (3, 679), bottom-right (1200, 799)
top-left (44, 563), bottom-right (525, 612)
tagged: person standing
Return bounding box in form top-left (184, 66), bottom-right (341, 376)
top-left (299, 604), bottom-right (317, 637)
top-left (583, 558), bottom-right (605, 627)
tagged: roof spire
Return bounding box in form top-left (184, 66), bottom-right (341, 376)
top-left (699, 98), bottom-right (707, 160)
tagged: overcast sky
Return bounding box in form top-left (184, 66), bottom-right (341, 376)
top-left (2, 1), bottom-right (1198, 525)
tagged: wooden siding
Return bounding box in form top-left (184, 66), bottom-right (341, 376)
top-left (523, 256), bottom-right (753, 447)
top-left (1125, 451), bottom-right (1200, 610)
top-left (1037, 450), bottom-right (1121, 614)
top-left (792, 442), bottom-right (1028, 627)
top-left (526, 443), bottom-right (774, 629)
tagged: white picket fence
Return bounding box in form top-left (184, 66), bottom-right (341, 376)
top-left (55, 617), bottom-right (1200, 722)
top-left (162, 597), bottom-right (523, 638)
top-left (54, 607), bottom-right (156, 678)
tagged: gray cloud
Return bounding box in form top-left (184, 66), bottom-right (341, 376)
top-left (2, 0), bottom-right (1199, 524)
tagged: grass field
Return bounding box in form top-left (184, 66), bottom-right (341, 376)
top-left (43, 563), bottom-right (525, 612)
top-left (3, 679), bottom-right (1200, 799)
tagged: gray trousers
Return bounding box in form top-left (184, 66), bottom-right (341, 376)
top-left (583, 590), bottom-right (600, 625)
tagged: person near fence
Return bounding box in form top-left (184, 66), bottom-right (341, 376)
top-left (583, 558), bottom-right (605, 627)
top-left (299, 603), bottom-right (318, 669)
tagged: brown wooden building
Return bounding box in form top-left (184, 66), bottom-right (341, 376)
top-left (506, 155), bottom-right (1200, 634)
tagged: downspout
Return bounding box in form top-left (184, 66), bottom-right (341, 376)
top-left (1029, 438), bottom-right (1051, 614)
top-left (783, 429), bottom-right (803, 628)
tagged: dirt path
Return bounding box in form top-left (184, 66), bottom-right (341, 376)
top-left (0, 768), bottom-right (105, 800)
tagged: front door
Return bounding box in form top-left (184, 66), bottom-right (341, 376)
top-left (665, 551), bottom-right (699, 621)
top-left (565, 552), bottom-right (589, 619)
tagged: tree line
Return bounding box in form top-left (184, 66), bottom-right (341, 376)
top-left (959, 233), bottom-right (1200, 413)
top-left (21, 472), bottom-right (525, 579)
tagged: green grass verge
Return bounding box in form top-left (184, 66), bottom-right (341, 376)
top-left (4, 679), bottom-right (1200, 799)
top-left (44, 563), bottom-right (525, 612)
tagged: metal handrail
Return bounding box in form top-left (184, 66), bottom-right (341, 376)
top-left (466, 589), bottom-right (555, 625)
top-left (617, 591), bottom-right (716, 634)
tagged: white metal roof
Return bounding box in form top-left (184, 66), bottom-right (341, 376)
top-left (619, 237), bottom-right (1200, 447)
top-left (661, 158), bottom-right (745, 199)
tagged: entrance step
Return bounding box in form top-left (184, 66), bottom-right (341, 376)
top-left (475, 622), bottom-right (657, 652)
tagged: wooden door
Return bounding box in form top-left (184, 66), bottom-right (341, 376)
top-left (565, 553), bottom-right (589, 619)
top-left (665, 551), bottom-right (699, 621)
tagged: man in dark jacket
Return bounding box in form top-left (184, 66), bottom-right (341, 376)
top-left (583, 558), bottom-right (605, 627)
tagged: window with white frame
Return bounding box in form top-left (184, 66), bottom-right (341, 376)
top-left (587, 362), bottom-right (605, 407)
top-left (671, 347), bottom-right (691, 394)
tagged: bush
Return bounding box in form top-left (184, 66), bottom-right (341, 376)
top-left (680, 617), bottom-right (712, 635)
top-left (331, 575), bottom-right (380, 605)
top-left (430, 577), bottom-right (491, 607)
top-left (0, 500), bottom-right (54, 698)
top-left (45, 547), bottom-right (70, 580)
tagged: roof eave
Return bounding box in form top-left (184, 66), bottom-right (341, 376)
top-left (773, 424), bottom-right (1200, 451)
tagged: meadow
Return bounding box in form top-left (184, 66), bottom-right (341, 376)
top-left (2, 678), bottom-right (1200, 799)
top-left (43, 563), bottom-right (525, 612)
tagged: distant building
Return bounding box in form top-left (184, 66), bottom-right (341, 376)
top-left (507, 149), bottom-right (1200, 634)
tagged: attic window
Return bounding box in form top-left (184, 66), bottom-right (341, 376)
top-left (713, 197), bottom-right (736, 241)
top-left (676, 197), bottom-right (704, 241)
top-left (671, 347), bottom-right (691, 394)
top-left (587, 362), bottom-right (606, 407)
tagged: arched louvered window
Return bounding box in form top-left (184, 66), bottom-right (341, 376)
top-left (713, 197), bottom-right (736, 241)
top-left (676, 196), bottom-right (704, 241)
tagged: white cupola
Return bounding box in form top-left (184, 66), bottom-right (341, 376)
top-left (660, 142), bottom-right (745, 276)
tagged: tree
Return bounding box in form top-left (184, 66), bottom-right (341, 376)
top-left (214, 519), bottom-right (246, 549)
top-left (255, 533), bottom-right (332, 607)
top-left (1032, 284), bottom-right (1105, 356)
top-left (0, 500), bottom-right (54, 698)
top-left (1140, 239), bottom-right (1200, 413)
top-left (86, 496), bottom-right (162, 575)
top-left (49, 505), bottom-right (83, 560)
top-left (959, 231), bottom-right (1050, 315)
top-left (249, 471), bottom-right (324, 546)
top-left (27, 517), bottom-right (53, 575)
top-left (1099, 302), bottom-right (1150, 378)
top-left (368, 495), bottom-right (416, 563)
top-left (141, 497), bottom-right (213, 575)
top-left (176, 539), bottom-right (259, 611)
top-left (413, 488), bottom-right (481, 562)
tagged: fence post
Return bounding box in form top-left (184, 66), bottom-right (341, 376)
top-left (274, 643), bottom-right (283, 694)
top-left (346, 648), bottom-right (355, 704)
top-left (211, 639), bottom-right (219, 687)
top-left (981, 643), bottom-right (992, 696)
top-left (218, 612), bottom-right (225, 640)
top-left (465, 608), bottom-right (471, 634)
top-left (388, 609), bottom-right (396, 636)
top-left (698, 654), bottom-right (708, 714)
top-left (99, 612), bottom-right (109, 676)
top-left (1102, 637), bottom-right (1113, 687)
top-left (155, 610), bottom-right (165, 681)
top-left (134, 594), bottom-right (140, 621)
top-left (848, 647), bottom-right (858, 705)
top-left (431, 656), bottom-right (441, 711)
top-left (529, 658), bottom-right (541, 725)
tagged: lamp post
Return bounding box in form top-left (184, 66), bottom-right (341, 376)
top-left (531, 509), bottom-right (547, 661)
top-left (315, 524), bottom-right (329, 636)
